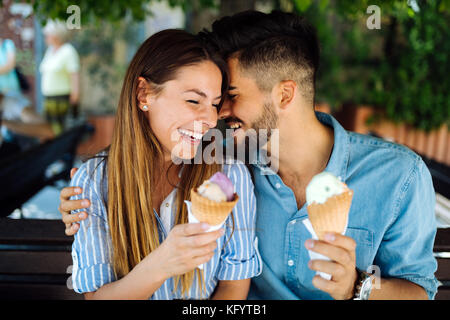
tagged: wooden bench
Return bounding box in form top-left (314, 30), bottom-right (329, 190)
top-left (0, 218), bottom-right (81, 300)
top-left (434, 228), bottom-right (450, 300)
top-left (0, 218), bottom-right (448, 300)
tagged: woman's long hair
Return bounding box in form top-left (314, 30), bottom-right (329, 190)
top-left (107, 29), bottom-right (228, 296)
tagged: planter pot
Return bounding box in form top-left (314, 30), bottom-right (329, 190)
top-left (315, 102), bottom-right (332, 114)
top-left (333, 104), bottom-right (375, 133)
top-left (370, 118), bottom-right (397, 142)
top-left (77, 114), bottom-right (115, 156)
top-left (372, 120), bottom-right (450, 166)
top-left (334, 104), bottom-right (450, 166)
top-left (434, 125), bottom-right (449, 164)
top-left (447, 132), bottom-right (450, 166)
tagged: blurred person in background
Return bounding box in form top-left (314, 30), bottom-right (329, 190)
top-left (0, 93), bottom-right (20, 158)
top-left (0, 37), bottom-right (31, 122)
top-left (40, 20), bottom-right (80, 136)
top-left (0, 37), bottom-right (54, 144)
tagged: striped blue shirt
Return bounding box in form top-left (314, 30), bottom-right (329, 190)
top-left (70, 155), bottom-right (262, 299)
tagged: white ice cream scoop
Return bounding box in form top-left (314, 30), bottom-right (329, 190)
top-left (306, 172), bottom-right (345, 205)
top-left (197, 181), bottom-right (227, 202)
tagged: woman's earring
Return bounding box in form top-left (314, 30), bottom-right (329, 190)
top-left (142, 105), bottom-right (149, 111)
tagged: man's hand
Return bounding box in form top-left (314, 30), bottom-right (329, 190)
top-left (58, 168), bottom-right (89, 236)
top-left (305, 232), bottom-right (358, 300)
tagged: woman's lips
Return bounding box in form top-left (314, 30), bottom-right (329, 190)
top-left (178, 128), bottom-right (203, 145)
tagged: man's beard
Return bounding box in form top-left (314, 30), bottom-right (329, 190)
top-left (237, 100), bottom-right (278, 164)
top-left (250, 100), bottom-right (278, 140)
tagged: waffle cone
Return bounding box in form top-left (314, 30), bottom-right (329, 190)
top-left (190, 189), bottom-right (239, 226)
top-left (307, 190), bottom-right (353, 240)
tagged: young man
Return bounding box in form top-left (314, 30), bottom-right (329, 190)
top-left (59, 11), bottom-right (438, 299)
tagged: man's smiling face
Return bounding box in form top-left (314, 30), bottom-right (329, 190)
top-left (219, 57), bottom-right (278, 145)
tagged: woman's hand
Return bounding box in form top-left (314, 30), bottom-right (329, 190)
top-left (149, 223), bottom-right (224, 280)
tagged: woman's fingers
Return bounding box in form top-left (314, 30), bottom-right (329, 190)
top-left (161, 224), bottom-right (224, 276)
top-left (174, 222), bottom-right (210, 236)
top-left (186, 228), bottom-right (224, 248)
top-left (192, 251), bottom-right (216, 266)
top-left (188, 240), bottom-right (218, 258)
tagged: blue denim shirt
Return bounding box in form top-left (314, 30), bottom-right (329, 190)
top-left (248, 112), bottom-right (438, 300)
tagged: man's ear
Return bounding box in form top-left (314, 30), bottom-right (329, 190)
top-left (275, 80), bottom-right (296, 110)
top-left (136, 76), bottom-right (153, 109)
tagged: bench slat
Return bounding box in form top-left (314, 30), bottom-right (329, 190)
top-left (435, 286), bottom-right (450, 300)
top-left (0, 251), bottom-right (72, 274)
top-left (436, 258), bottom-right (450, 280)
top-left (0, 218), bottom-right (72, 245)
top-left (0, 283), bottom-right (82, 300)
top-left (434, 228), bottom-right (450, 252)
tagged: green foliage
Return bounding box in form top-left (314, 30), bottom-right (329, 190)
top-left (376, 1), bottom-right (450, 131)
top-left (18, 0), bottom-right (218, 25)
top-left (73, 21), bottom-right (142, 114)
top-left (291, 0), bottom-right (450, 131)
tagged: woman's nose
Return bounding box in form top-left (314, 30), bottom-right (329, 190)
top-left (200, 105), bottom-right (218, 129)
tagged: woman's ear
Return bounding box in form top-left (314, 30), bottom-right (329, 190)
top-left (137, 76), bottom-right (152, 110)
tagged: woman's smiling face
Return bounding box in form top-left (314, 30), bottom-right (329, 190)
top-left (144, 60), bottom-right (222, 161)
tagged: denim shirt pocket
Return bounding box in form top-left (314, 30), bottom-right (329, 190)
top-left (345, 227), bottom-right (375, 269)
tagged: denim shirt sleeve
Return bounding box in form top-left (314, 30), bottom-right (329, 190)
top-left (217, 162), bottom-right (262, 280)
top-left (374, 158), bottom-right (439, 299)
top-left (70, 159), bottom-right (116, 293)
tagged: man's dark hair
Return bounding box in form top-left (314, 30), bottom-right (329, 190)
top-left (198, 10), bottom-right (320, 104)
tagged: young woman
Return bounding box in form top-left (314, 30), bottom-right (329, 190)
top-left (69, 29), bottom-right (261, 300)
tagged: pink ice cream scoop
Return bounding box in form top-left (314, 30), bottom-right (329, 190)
top-left (197, 172), bottom-right (235, 202)
top-left (210, 172), bottom-right (234, 201)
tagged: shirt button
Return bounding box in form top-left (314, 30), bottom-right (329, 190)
top-left (288, 260), bottom-right (294, 266)
top-left (275, 183), bottom-right (281, 189)
top-left (165, 203), bottom-right (169, 208)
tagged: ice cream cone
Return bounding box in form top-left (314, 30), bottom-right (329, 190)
top-left (307, 189), bottom-right (353, 240)
top-left (190, 188), bottom-right (239, 226)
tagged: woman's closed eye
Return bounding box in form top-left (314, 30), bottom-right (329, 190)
top-left (187, 99), bottom-right (219, 109)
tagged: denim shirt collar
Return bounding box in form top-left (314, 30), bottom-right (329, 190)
top-left (316, 112), bottom-right (350, 182)
top-left (254, 112), bottom-right (350, 181)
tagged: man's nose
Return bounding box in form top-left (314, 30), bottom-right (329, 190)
top-left (218, 100), bottom-right (232, 120)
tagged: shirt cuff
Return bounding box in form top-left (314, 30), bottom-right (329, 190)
top-left (217, 237), bottom-right (263, 281)
top-left (72, 263), bottom-right (116, 294)
top-left (400, 276), bottom-right (439, 300)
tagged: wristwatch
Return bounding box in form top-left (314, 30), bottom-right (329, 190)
top-left (353, 269), bottom-right (373, 300)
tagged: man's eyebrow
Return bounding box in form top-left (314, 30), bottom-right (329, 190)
top-left (183, 89), bottom-right (221, 100)
top-left (229, 86), bottom-right (237, 91)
